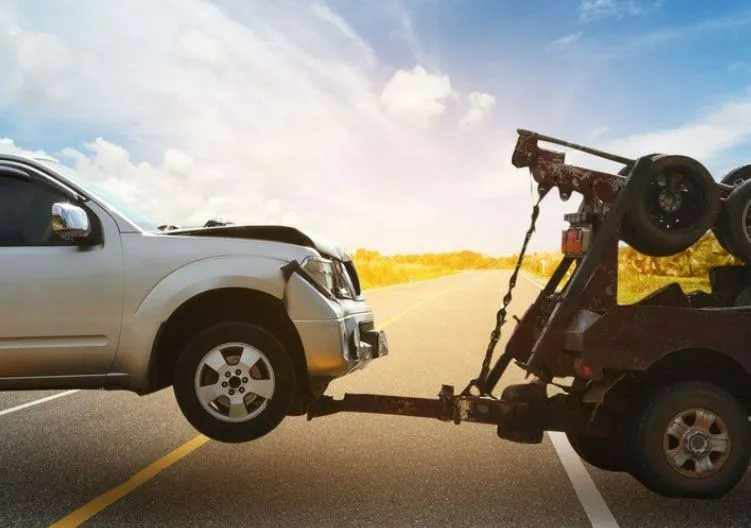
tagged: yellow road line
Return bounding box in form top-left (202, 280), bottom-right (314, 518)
top-left (361, 272), bottom-right (467, 295)
top-left (375, 284), bottom-right (459, 330)
top-left (48, 435), bottom-right (209, 528)
top-left (49, 277), bottom-right (468, 527)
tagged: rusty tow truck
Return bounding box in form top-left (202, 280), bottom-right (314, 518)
top-left (308, 129), bottom-right (751, 500)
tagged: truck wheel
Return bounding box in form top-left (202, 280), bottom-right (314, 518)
top-left (717, 179), bottom-right (751, 264)
top-left (621, 155), bottom-right (720, 256)
top-left (173, 322), bottom-right (295, 443)
top-left (630, 381), bottom-right (751, 499)
top-left (712, 165), bottom-right (751, 254)
top-left (617, 153), bottom-right (669, 256)
top-left (566, 433), bottom-right (628, 472)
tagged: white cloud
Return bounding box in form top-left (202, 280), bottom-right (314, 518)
top-left (604, 100), bottom-right (751, 164)
top-left (578, 0), bottom-right (659, 23)
top-left (592, 11), bottom-right (751, 60)
top-left (176, 28), bottom-right (229, 76)
top-left (265, 199), bottom-right (281, 215)
top-left (586, 125), bottom-right (610, 142)
top-left (0, 1), bottom-right (519, 255)
top-left (549, 32), bottom-right (583, 48)
top-left (58, 138), bottom-right (273, 226)
top-left (579, 0), bottom-right (618, 21)
top-left (1, 26), bottom-right (73, 106)
top-left (281, 211), bottom-right (299, 225)
top-left (380, 66), bottom-right (453, 128)
top-left (309, 4), bottom-right (374, 66)
top-left (550, 97), bottom-right (751, 179)
top-left (728, 61), bottom-right (751, 73)
top-left (459, 91), bottom-right (496, 129)
top-left (0, 137), bottom-right (49, 159)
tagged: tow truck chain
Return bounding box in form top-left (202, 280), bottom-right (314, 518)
top-left (462, 184), bottom-right (547, 397)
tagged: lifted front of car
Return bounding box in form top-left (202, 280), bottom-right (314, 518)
top-left (143, 227), bottom-right (387, 445)
top-left (156, 231), bottom-right (390, 444)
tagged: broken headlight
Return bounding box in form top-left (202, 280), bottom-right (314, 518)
top-left (333, 260), bottom-right (357, 299)
top-left (301, 256), bottom-right (336, 295)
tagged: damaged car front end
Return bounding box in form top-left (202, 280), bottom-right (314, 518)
top-left (281, 252), bottom-right (389, 379)
top-left (164, 223), bottom-right (389, 380)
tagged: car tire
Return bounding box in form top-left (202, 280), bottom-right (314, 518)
top-left (566, 433), bottom-right (629, 472)
top-left (713, 165), bottom-right (751, 254)
top-left (717, 179), bottom-right (751, 265)
top-left (621, 155), bottom-right (720, 256)
top-left (173, 321), bottom-right (295, 443)
top-left (629, 381), bottom-right (751, 499)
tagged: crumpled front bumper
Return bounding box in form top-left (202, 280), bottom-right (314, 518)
top-left (283, 267), bottom-right (389, 378)
top-left (291, 313), bottom-right (389, 377)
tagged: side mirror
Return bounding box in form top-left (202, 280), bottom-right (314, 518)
top-left (51, 202), bottom-right (91, 243)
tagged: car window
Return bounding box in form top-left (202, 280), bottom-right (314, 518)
top-left (35, 160), bottom-right (161, 232)
top-left (0, 174), bottom-right (80, 247)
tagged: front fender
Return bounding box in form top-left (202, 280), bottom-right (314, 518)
top-left (112, 255), bottom-right (290, 390)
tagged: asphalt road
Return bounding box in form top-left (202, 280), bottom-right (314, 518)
top-left (1, 270), bottom-right (750, 527)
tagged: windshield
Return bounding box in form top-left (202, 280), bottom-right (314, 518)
top-left (35, 159), bottom-right (161, 232)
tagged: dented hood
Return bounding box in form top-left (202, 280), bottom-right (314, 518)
top-left (162, 225), bottom-right (351, 261)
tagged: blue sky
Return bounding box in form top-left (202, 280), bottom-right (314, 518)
top-left (2, 0), bottom-right (751, 255)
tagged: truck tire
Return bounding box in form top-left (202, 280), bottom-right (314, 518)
top-left (621, 155), bottom-right (720, 256)
top-left (712, 165), bottom-right (751, 254)
top-left (629, 381), bottom-right (751, 499)
top-left (717, 179), bottom-right (751, 264)
top-left (617, 153), bottom-right (665, 256)
top-left (173, 322), bottom-right (295, 443)
top-left (567, 433), bottom-right (628, 472)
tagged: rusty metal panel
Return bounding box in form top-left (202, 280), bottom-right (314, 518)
top-left (580, 305), bottom-right (751, 372)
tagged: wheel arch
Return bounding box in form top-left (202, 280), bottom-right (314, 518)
top-left (147, 287), bottom-right (309, 407)
top-left (632, 347), bottom-right (751, 412)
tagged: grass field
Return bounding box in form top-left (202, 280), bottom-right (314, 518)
top-left (353, 232), bottom-right (737, 304)
top-left (521, 264), bottom-right (710, 304)
top-left (352, 249), bottom-right (515, 290)
top-left (518, 249), bottom-right (714, 304)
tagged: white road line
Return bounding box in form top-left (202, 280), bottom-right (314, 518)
top-left (519, 271), bottom-right (620, 528)
top-left (549, 432), bottom-right (620, 527)
top-left (0, 390), bottom-right (79, 417)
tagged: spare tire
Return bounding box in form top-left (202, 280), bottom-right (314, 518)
top-left (720, 179), bottom-right (751, 264)
top-left (621, 155), bottom-right (720, 256)
top-left (618, 154), bottom-right (662, 255)
top-left (720, 164), bottom-right (751, 187)
top-left (713, 165), bottom-right (751, 254)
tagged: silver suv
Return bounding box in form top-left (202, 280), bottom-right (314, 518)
top-left (0, 154), bottom-right (388, 442)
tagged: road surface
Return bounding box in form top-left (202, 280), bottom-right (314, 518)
top-left (1, 271), bottom-right (749, 527)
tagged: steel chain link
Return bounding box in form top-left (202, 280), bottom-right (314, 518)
top-left (462, 185), bottom-right (546, 397)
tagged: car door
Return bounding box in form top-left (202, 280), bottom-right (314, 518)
top-left (0, 166), bottom-right (124, 380)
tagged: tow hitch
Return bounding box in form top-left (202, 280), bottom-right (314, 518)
top-left (307, 381), bottom-right (599, 444)
top-left (308, 383), bottom-right (547, 443)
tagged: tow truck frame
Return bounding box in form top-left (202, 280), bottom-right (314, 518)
top-left (307, 129), bottom-right (751, 447)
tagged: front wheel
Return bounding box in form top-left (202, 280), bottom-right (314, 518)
top-left (630, 381), bottom-right (751, 498)
top-left (173, 322), bottom-right (296, 443)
